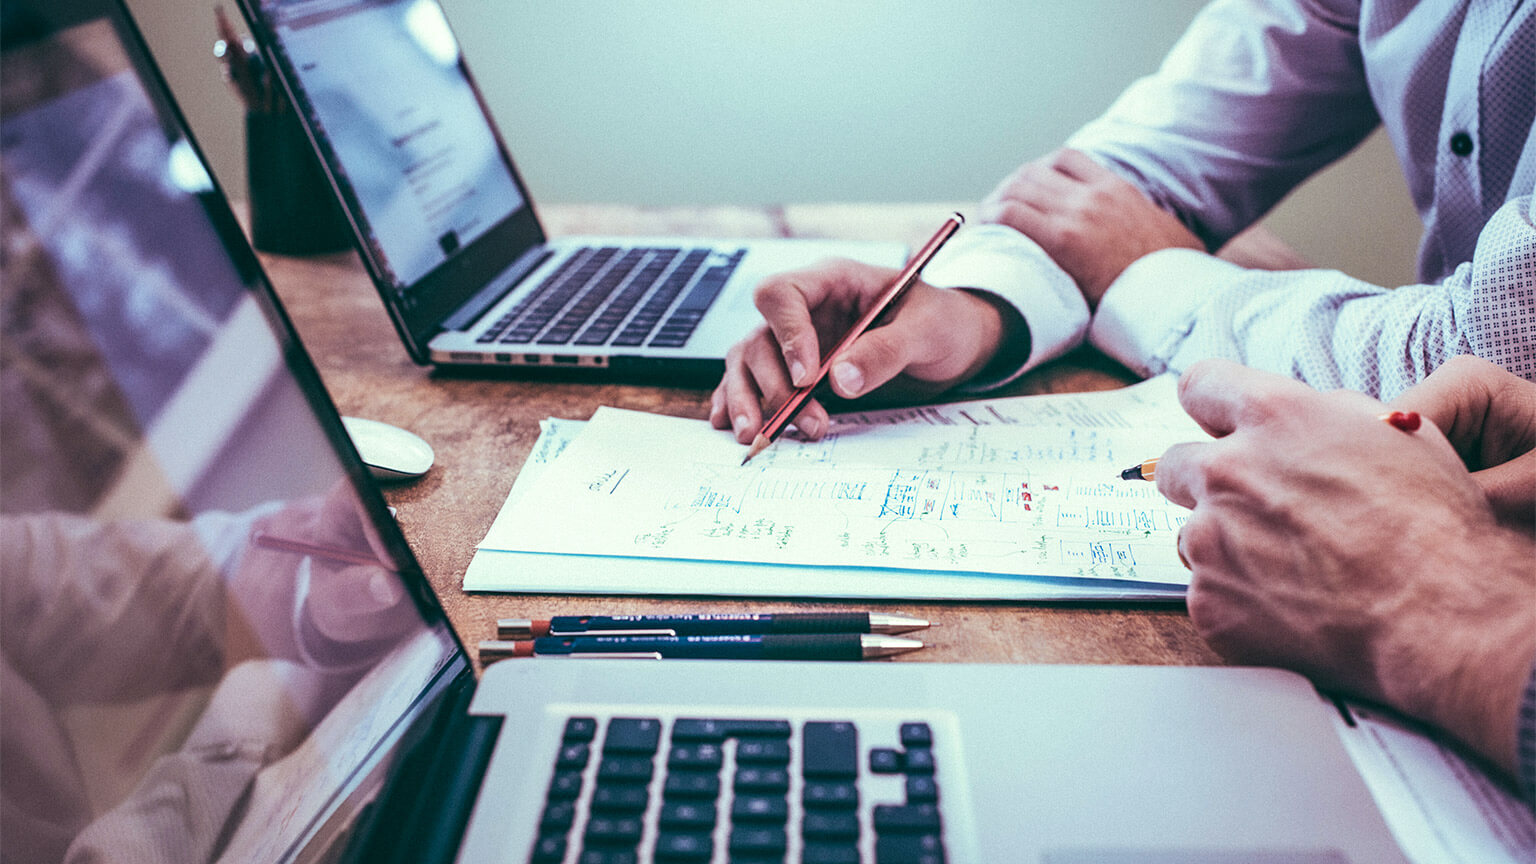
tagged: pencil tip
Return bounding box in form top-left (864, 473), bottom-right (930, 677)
top-left (741, 434), bottom-right (770, 466)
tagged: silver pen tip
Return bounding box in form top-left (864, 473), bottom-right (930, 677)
top-left (861, 634), bottom-right (924, 659)
top-left (866, 613), bottom-right (931, 634)
top-left (496, 618), bottom-right (535, 639)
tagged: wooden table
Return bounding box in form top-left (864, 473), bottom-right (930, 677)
top-left (257, 204), bottom-right (1220, 668)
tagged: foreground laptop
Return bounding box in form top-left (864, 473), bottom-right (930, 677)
top-left (0, 2), bottom-right (1408, 862)
top-left (231, 0), bottom-right (905, 378)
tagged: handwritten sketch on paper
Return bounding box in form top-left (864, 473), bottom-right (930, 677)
top-left (479, 376), bottom-right (1206, 586)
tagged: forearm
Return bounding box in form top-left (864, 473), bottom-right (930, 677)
top-left (1381, 527), bottom-right (1536, 784)
top-left (0, 514), bottom-right (228, 701)
top-left (1091, 197), bottom-right (1536, 398)
top-left (1066, 0), bottom-right (1377, 249)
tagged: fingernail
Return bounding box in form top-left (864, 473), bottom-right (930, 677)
top-left (832, 362), bottom-right (863, 396)
top-left (369, 571), bottom-right (399, 604)
top-left (788, 359), bottom-right (807, 386)
top-left (799, 414), bottom-right (823, 438)
top-left (733, 414), bottom-right (750, 433)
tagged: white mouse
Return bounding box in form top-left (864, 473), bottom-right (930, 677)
top-left (341, 416), bottom-right (435, 481)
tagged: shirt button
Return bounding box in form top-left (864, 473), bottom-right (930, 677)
top-left (1449, 131), bottom-right (1474, 157)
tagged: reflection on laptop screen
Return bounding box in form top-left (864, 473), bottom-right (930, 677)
top-left (0, 8), bottom-right (459, 863)
top-left (259, 0), bottom-right (525, 294)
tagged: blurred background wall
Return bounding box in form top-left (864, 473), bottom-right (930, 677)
top-left (127, 0), bottom-right (1422, 286)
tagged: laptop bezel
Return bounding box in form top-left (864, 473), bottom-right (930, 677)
top-left (233, 0), bottom-right (550, 364)
top-left (2, 2), bottom-right (479, 859)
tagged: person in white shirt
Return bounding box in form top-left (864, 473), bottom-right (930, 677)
top-left (709, 0), bottom-right (1534, 442)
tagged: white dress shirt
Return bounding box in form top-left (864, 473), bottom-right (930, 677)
top-left (928, 0), bottom-right (1535, 397)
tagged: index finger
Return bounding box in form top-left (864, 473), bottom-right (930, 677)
top-left (1152, 440), bottom-right (1209, 510)
top-left (753, 259), bottom-right (900, 388)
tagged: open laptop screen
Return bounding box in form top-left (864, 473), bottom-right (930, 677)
top-left (0, 3), bottom-right (462, 861)
top-left (253, 0), bottom-right (528, 294)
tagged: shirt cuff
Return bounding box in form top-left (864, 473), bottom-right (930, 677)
top-left (1088, 248), bottom-right (1245, 377)
top-left (920, 223), bottom-right (1089, 392)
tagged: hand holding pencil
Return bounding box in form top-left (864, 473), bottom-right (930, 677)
top-left (712, 213), bottom-right (1020, 453)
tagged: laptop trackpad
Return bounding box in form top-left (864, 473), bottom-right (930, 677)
top-left (1044, 851), bottom-right (1351, 864)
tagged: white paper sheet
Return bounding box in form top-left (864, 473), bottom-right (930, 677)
top-left (467, 377), bottom-right (1203, 597)
top-left (1332, 701), bottom-right (1536, 864)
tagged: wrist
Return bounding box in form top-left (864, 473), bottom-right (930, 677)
top-left (955, 288), bottom-right (1030, 386)
top-left (1380, 526), bottom-right (1536, 778)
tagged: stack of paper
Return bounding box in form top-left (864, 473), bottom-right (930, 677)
top-left (466, 375), bottom-right (1207, 600)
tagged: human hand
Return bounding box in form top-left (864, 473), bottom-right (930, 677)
top-left (1155, 359), bottom-right (1536, 778)
top-left (980, 148), bottom-right (1202, 307)
top-left (231, 482), bottom-right (420, 667)
top-left (1387, 354), bottom-right (1536, 529)
top-left (710, 258), bottom-right (1012, 443)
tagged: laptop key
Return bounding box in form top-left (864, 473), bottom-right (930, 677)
top-left (540, 800), bottom-right (576, 831)
top-left (529, 834), bottom-right (566, 863)
top-left (564, 717), bottom-right (598, 742)
top-left (603, 718), bottom-right (662, 754)
top-left (584, 815), bottom-right (642, 845)
top-left (904, 748), bottom-right (936, 774)
top-left (803, 843), bottom-right (861, 864)
top-left (731, 794), bottom-right (789, 823)
top-left (653, 831), bottom-right (713, 861)
top-left (735, 738), bottom-right (791, 765)
top-left (548, 771), bottom-right (583, 799)
top-left (802, 810), bottom-right (859, 840)
top-left (597, 756), bottom-right (654, 784)
top-left (669, 741), bottom-right (724, 770)
top-left (905, 775), bottom-right (939, 803)
top-left (591, 784), bottom-right (649, 814)
top-left (870, 748), bottom-right (903, 773)
top-left (802, 721), bottom-right (858, 778)
top-left (729, 825), bottom-right (787, 856)
top-left (674, 718), bottom-right (793, 741)
top-left (873, 803), bottom-right (941, 833)
top-left (658, 801), bottom-right (717, 830)
top-left (874, 833), bottom-right (945, 864)
top-left (899, 722), bottom-right (932, 748)
top-left (734, 766), bottom-right (789, 793)
top-left (663, 771), bottom-right (720, 798)
top-left (802, 781), bottom-right (858, 809)
top-left (576, 850), bottom-right (637, 864)
top-left (556, 742), bottom-right (590, 769)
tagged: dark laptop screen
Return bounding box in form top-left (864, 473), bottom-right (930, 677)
top-left (252, 0), bottom-right (527, 294)
top-left (0, 3), bottom-right (462, 862)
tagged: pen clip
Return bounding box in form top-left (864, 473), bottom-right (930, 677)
top-left (555, 652), bottom-right (665, 660)
top-left (547, 628), bottom-right (678, 637)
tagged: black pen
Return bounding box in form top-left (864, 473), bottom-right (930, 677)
top-left (497, 612), bottom-right (930, 639)
top-left (477, 633), bottom-right (923, 661)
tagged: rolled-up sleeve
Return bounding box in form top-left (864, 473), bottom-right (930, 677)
top-left (1066, 0), bottom-right (1380, 251)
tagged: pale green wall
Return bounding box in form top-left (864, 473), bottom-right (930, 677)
top-left (127, 0), bottom-right (1420, 286)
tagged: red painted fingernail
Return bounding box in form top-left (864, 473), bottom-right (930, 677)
top-left (1380, 410), bottom-right (1421, 432)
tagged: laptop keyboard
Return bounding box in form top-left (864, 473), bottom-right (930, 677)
top-left (477, 246), bottom-right (745, 350)
top-left (529, 716), bottom-right (946, 864)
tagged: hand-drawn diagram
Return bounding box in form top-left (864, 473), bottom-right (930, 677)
top-left (485, 378), bottom-right (1206, 586)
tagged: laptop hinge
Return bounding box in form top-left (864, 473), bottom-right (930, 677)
top-left (442, 246), bottom-right (553, 332)
top-left (337, 671), bottom-right (502, 864)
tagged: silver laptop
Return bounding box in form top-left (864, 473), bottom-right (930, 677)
top-left (0, 3), bottom-right (1408, 861)
top-left (231, 0), bottom-right (905, 378)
